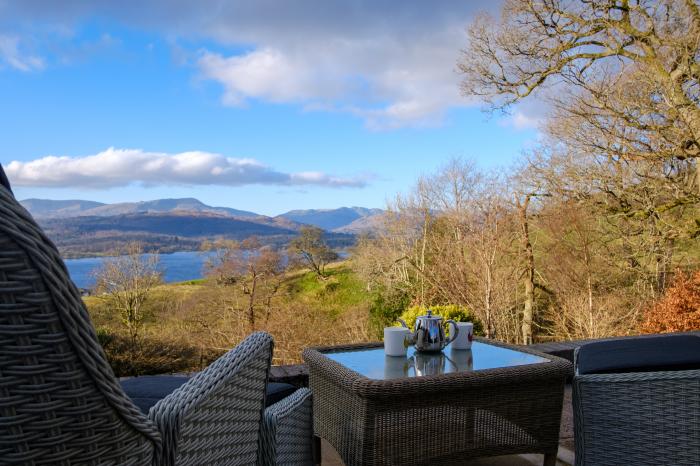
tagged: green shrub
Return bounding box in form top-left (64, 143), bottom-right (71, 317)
top-left (397, 304), bottom-right (484, 336)
top-left (368, 289), bottom-right (411, 339)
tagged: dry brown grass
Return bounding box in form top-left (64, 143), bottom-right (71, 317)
top-left (87, 265), bottom-right (372, 375)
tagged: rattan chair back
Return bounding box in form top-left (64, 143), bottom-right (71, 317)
top-left (0, 183), bottom-right (161, 465)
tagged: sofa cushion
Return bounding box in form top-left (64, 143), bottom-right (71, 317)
top-left (265, 381), bottom-right (298, 407)
top-left (576, 334), bottom-right (700, 375)
top-left (121, 375), bottom-right (189, 414)
top-left (120, 375), bottom-right (297, 413)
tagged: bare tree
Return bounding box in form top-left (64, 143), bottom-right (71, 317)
top-left (289, 226), bottom-right (339, 278)
top-left (526, 143), bottom-right (696, 294)
top-left (94, 242), bottom-right (161, 365)
top-left (201, 238), bottom-right (241, 285)
top-left (202, 237), bottom-right (285, 329)
top-left (459, 0), bottom-right (700, 195)
top-left (355, 159), bottom-right (522, 342)
top-left (535, 199), bottom-right (650, 339)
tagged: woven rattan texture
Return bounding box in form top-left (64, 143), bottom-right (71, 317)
top-left (304, 340), bottom-right (571, 466)
top-left (0, 186), bottom-right (160, 465)
top-left (260, 387), bottom-right (314, 465)
top-left (573, 369), bottom-right (700, 466)
top-left (150, 331), bottom-right (273, 466)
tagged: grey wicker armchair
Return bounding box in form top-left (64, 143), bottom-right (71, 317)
top-left (573, 335), bottom-right (700, 466)
top-left (0, 167), bottom-right (313, 465)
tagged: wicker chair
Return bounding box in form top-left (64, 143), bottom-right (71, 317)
top-left (0, 167), bottom-right (313, 465)
top-left (573, 335), bottom-right (700, 466)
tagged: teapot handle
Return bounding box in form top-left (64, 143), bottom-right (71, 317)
top-left (397, 318), bottom-right (416, 345)
top-left (444, 320), bottom-right (459, 348)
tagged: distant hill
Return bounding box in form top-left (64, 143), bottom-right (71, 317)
top-left (19, 198), bottom-right (374, 257)
top-left (21, 197), bottom-right (259, 219)
top-left (42, 211), bottom-right (296, 237)
top-left (37, 211), bottom-right (355, 258)
top-left (334, 212), bottom-right (385, 234)
top-left (39, 212), bottom-right (295, 258)
top-left (20, 199), bottom-right (107, 218)
top-left (21, 199), bottom-right (384, 232)
top-left (277, 207), bottom-right (384, 231)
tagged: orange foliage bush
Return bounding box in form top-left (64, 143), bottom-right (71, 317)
top-left (641, 270), bottom-right (700, 334)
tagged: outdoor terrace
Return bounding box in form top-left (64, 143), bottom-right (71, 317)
top-left (269, 331), bottom-right (700, 466)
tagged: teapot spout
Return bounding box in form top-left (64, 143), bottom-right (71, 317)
top-left (397, 318), bottom-right (409, 329)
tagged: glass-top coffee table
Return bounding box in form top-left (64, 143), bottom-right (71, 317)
top-left (303, 338), bottom-right (571, 466)
top-left (325, 341), bottom-right (549, 380)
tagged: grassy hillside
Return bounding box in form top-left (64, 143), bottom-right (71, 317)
top-left (86, 262), bottom-right (372, 376)
top-left (285, 263), bottom-right (368, 315)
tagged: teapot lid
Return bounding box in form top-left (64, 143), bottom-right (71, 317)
top-left (417, 308), bottom-right (442, 320)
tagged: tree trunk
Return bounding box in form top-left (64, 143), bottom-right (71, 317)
top-left (517, 195), bottom-right (535, 345)
top-left (586, 271), bottom-right (594, 338)
top-left (485, 263), bottom-right (493, 339)
top-left (247, 273), bottom-right (257, 330)
top-left (420, 210), bottom-right (428, 305)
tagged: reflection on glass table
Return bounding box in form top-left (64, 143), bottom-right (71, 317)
top-left (324, 341), bottom-right (549, 380)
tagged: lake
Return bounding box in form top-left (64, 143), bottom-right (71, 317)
top-left (65, 250), bottom-right (213, 289)
top-left (65, 249), bottom-right (349, 289)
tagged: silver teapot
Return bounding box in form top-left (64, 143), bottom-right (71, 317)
top-left (398, 309), bottom-right (458, 353)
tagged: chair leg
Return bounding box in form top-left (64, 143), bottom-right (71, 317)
top-left (543, 451), bottom-right (557, 466)
top-left (313, 435), bottom-right (321, 466)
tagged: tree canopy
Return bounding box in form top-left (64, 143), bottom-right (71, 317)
top-left (459, 0), bottom-right (700, 196)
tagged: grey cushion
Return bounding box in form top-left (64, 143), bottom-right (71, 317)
top-left (121, 375), bottom-right (297, 413)
top-left (265, 381), bottom-right (298, 406)
top-left (576, 334), bottom-right (700, 375)
top-left (121, 375), bottom-right (189, 413)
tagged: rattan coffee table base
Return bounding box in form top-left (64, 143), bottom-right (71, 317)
top-left (304, 341), bottom-right (571, 466)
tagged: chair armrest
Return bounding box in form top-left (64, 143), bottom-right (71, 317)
top-left (260, 388), bottom-right (314, 466)
top-left (149, 332), bottom-right (273, 466)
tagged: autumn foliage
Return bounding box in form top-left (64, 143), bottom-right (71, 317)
top-left (641, 270), bottom-right (700, 334)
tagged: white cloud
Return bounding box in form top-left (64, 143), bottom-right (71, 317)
top-left (1, 0), bottom-right (502, 128)
top-left (0, 35), bottom-right (44, 71)
top-left (198, 48), bottom-right (323, 106)
top-left (5, 148), bottom-right (368, 189)
top-left (197, 35), bottom-right (468, 129)
top-left (148, 1), bottom-right (495, 129)
top-left (499, 111), bottom-right (545, 130)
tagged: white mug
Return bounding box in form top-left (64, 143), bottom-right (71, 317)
top-left (451, 322), bottom-right (474, 350)
top-left (384, 327), bottom-right (410, 356)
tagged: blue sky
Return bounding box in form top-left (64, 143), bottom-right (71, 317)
top-left (0, 1), bottom-right (541, 216)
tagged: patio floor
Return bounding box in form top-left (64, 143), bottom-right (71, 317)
top-left (320, 385), bottom-right (575, 465)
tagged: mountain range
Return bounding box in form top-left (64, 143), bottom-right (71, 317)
top-left (20, 198), bottom-right (383, 258)
top-left (21, 198), bottom-right (384, 233)
top-left (276, 207), bottom-right (383, 231)
top-left (21, 198), bottom-right (259, 219)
